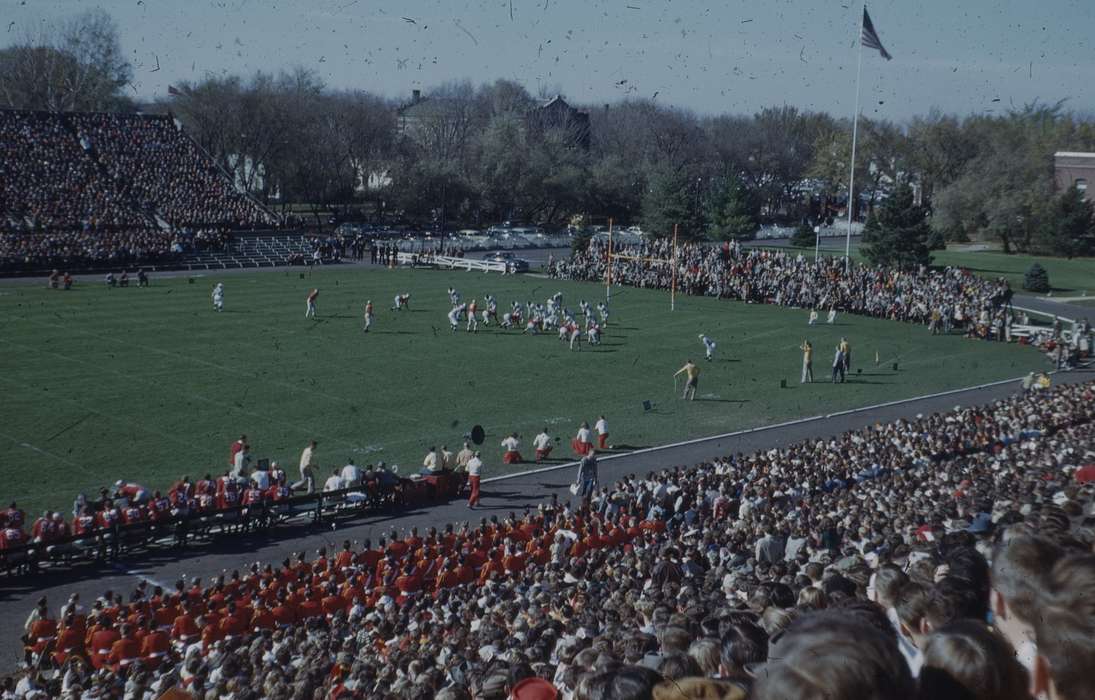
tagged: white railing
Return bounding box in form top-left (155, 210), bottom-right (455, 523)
top-left (1009, 324), bottom-right (1074, 345)
top-left (396, 252), bottom-right (510, 273)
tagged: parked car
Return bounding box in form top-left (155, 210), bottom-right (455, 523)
top-left (481, 251), bottom-right (530, 272)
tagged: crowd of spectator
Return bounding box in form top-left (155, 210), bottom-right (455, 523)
top-left (0, 109), bottom-right (276, 271)
top-left (0, 112), bottom-right (121, 231)
top-left (552, 240), bottom-right (1015, 337)
top-left (8, 379), bottom-right (1094, 699)
top-left (67, 114), bottom-right (274, 231)
top-left (0, 228), bottom-right (167, 270)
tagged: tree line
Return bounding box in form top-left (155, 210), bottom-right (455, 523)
top-left (2, 9), bottom-right (1094, 263)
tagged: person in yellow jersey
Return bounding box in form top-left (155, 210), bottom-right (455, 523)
top-left (800, 339), bottom-right (813, 383)
top-left (674, 360), bottom-right (700, 401)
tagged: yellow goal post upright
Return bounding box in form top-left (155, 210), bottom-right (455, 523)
top-left (605, 222), bottom-right (679, 311)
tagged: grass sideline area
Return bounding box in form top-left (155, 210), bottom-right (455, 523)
top-left (929, 250), bottom-right (1095, 296)
top-left (772, 242), bottom-right (1094, 297)
top-left (0, 267), bottom-right (1047, 515)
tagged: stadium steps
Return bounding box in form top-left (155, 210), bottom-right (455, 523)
top-left (174, 233), bottom-right (317, 271)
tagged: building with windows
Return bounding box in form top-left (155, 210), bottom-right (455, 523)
top-left (1054, 151), bottom-right (1094, 202)
top-left (396, 90), bottom-right (590, 150)
top-left (527, 95), bottom-right (591, 149)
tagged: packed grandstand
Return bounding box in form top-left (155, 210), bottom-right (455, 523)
top-left (553, 239), bottom-right (1018, 338)
top-left (3, 107), bottom-right (1095, 700)
top-left (6, 378), bottom-right (1095, 699)
top-left (0, 110), bottom-right (276, 271)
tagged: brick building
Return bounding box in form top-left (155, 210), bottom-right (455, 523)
top-left (1054, 151), bottom-right (1094, 202)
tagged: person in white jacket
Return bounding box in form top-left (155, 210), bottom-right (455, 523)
top-left (467, 452), bottom-right (482, 508)
top-left (533, 429), bottom-right (554, 462)
top-left (594, 416), bottom-right (610, 450)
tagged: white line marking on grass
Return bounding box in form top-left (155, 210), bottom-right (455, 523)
top-left (351, 445), bottom-right (385, 455)
top-left (0, 430), bottom-right (87, 470)
top-left (482, 372), bottom-right (1038, 484)
top-left (0, 374), bottom-right (208, 455)
top-left (9, 314), bottom-right (428, 429)
top-left (0, 337), bottom-right (376, 456)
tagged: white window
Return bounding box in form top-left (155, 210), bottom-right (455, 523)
top-left (1076, 178), bottom-right (1088, 192)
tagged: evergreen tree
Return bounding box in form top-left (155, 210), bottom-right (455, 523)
top-left (570, 230), bottom-right (592, 256)
top-left (790, 221), bottom-right (816, 248)
top-left (641, 168), bottom-right (708, 241)
top-left (861, 184), bottom-right (933, 269)
top-left (1035, 185), bottom-right (1094, 258)
top-left (1023, 262), bottom-right (1051, 293)
top-left (707, 175), bottom-right (758, 241)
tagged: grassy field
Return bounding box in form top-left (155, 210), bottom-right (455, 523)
top-left (928, 250), bottom-right (1095, 296)
top-left (0, 267), bottom-right (1047, 515)
top-left (777, 243), bottom-right (1095, 296)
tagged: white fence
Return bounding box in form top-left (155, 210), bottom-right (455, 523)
top-left (396, 252), bottom-right (510, 273)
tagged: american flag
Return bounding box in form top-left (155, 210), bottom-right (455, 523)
top-left (861, 7), bottom-right (892, 60)
top-left (167, 84), bottom-right (184, 97)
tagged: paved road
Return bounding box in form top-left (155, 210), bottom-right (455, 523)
top-left (1011, 295), bottom-right (1092, 323)
top-left (743, 236), bottom-right (863, 252)
top-left (2, 366), bottom-right (1090, 670)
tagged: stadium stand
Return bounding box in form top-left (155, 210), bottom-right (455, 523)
top-left (555, 239), bottom-right (1015, 336)
top-left (0, 109), bottom-right (282, 273)
top-left (6, 381), bottom-right (1094, 699)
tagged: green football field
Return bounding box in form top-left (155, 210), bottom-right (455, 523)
top-left (0, 266), bottom-right (1047, 515)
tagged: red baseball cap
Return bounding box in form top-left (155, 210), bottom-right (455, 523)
top-left (510, 677), bottom-right (559, 700)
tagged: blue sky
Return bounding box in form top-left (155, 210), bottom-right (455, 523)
top-left (3, 0), bottom-right (1093, 121)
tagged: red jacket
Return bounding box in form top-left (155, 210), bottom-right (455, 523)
top-left (52, 627), bottom-right (85, 664)
top-left (108, 637), bottom-right (142, 671)
top-left (88, 629), bottom-right (120, 669)
top-left (170, 614), bottom-right (200, 643)
top-left (139, 631), bottom-right (171, 669)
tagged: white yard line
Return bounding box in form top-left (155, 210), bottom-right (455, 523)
top-left (0, 429), bottom-right (89, 472)
top-left (0, 374), bottom-right (207, 455)
top-left (6, 313), bottom-right (429, 429)
top-left (0, 337), bottom-right (376, 456)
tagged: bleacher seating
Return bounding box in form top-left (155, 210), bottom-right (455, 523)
top-left (0, 109), bottom-right (279, 272)
top-left (5, 381), bottom-right (1094, 699)
top-left (174, 233), bottom-right (319, 271)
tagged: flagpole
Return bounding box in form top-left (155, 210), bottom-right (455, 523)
top-left (845, 2), bottom-right (866, 272)
top-left (671, 224), bottom-right (678, 312)
top-left (606, 218), bottom-right (613, 304)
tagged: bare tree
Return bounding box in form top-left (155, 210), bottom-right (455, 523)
top-left (335, 91), bottom-right (397, 200)
top-left (0, 9), bottom-right (132, 112)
